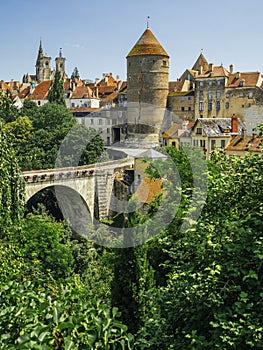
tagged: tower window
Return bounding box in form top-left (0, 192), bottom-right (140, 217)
top-left (162, 60), bottom-right (167, 66)
top-left (45, 61), bottom-right (49, 65)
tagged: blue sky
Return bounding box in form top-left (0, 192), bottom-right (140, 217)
top-left (1, 0), bottom-right (263, 82)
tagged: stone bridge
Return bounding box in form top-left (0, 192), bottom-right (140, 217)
top-left (23, 158), bottom-right (134, 222)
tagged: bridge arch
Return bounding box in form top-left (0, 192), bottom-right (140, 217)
top-left (25, 178), bottom-right (95, 227)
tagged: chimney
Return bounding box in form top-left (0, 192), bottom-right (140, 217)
top-left (209, 63), bottom-right (214, 71)
top-left (241, 127), bottom-right (246, 139)
top-left (231, 116), bottom-right (238, 133)
top-left (229, 64), bottom-right (234, 74)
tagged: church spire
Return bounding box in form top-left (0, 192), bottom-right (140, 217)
top-left (38, 39), bottom-right (43, 55)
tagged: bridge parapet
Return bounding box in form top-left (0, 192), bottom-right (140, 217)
top-left (23, 157), bottom-right (135, 222)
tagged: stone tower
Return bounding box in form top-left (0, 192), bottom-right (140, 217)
top-left (55, 48), bottom-right (66, 76)
top-left (126, 28), bottom-right (169, 146)
top-left (35, 40), bottom-right (51, 81)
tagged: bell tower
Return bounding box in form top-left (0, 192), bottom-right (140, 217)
top-left (35, 40), bottom-right (51, 81)
top-left (55, 48), bottom-right (66, 76)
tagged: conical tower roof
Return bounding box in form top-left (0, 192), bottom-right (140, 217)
top-left (127, 28), bottom-right (169, 58)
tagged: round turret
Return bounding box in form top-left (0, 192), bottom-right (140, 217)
top-left (126, 28), bottom-right (169, 146)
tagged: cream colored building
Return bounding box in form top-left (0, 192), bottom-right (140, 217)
top-left (191, 117), bottom-right (245, 159)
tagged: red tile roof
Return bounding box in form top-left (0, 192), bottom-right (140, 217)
top-left (28, 81), bottom-right (51, 100)
top-left (71, 86), bottom-right (93, 99)
top-left (225, 135), bottom-right (263, 153)
top-left (227, 72), bottom-right (261, 87)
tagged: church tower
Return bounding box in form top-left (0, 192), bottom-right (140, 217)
top-left (55, 48), bottom-right (66, 76)
top-left (126, 26), bottom-right (169, 146)
top-left (35, 40), bottom-right (51, 81)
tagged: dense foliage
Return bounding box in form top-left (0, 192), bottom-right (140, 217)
top-left (0, 92), bottom-right (262, 348)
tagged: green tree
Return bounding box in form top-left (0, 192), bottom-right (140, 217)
top-left (0, 121), bottom-right (24, 233)
top-left (57, 124), bottom-right (106, 167)
top-left (71, 66), bottom-right (80, 79)
top-left (0, 90), bottom-right (19, 123)
top-left (146, 151), bottom-right (263, 349)
top-left (47, 71), bottom-right (66, 106)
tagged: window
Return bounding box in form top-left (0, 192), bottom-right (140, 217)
top-left (200, 81), bottom-right (204, 87)
top-left (196, 128), bottom-right (202, 135)
top-left (248, 92), bottom-right (253, 99)
top-left (226, 93), bottom-right (230, 98)
top-left (216, 90), bottom-right (221, 100)
top-left (208, 91), bottom-right (212, 100)
top-left (71, 103), bottom-right (75, 108)
top-left (162, 60), bottom-right (167, 66)
top-left (242, 104), bottom-right (245, 108)
top-left (200, 140), bottom-right (206, 147)
top-left (188, 106), bottom-right (191, 111)
top-left (248, 103), bottom-right (251, 107)
top-left (240, 92), bottom-right (244, 97)
top-left (107, 118), bottom-right (111, 125)
top-left (99, 119), bottom-right (103, 125)
top-left (199, 90), bottom-right (203, 100)
top-left (38, 101), bottom-right (41, 106)
top-left (226, 102), bottom-right (229, 109)
top-left (199, 102), bottom-right (203, 111)
top-left (188, 96), bottom-right (191, 101)
top-left (107, 128), bottom-right (110, 134)
top-left (90, 119), bottom-right (94, 125)
top-left (193, 139), bottom-right (199, 147)
top-left (209, 81), bottom-right (212, 86)
top-left (208, 102), bottom-right (212, 111)
top-left (200, 114), bottom-right (203, 118)
top-left (107, 137), bottom-right (111, 145)
top-left (211, 140), bottom-right (216, 149)
top-left (216, 101), bottom-right (220, 111)
top-left (217, 80), bottom-right (221, 86)
top-left (180, 96), bottom-right (184, 101)
top-left (221, 140), bottom-right (226, 148)
top-left (181, 107), bottom-right (185, 111)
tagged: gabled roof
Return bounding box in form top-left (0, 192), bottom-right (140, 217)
top-left (18, 85), bottom-right (31, 99)
top-left (191, 53), bottom-right (209, 72)
top-left (162, 124), bottom-right (181, 138)
top-left (225, 135), bottom-right (263, 153)
top-left (194, 118), bottom-right (244, 137)
top-left (127, 28), bottom-right (169, 57)
top-left (28, 81), bottom-right (51, 100)
top-left (197, 65), bottom-right (229, 78)
top-left (71, 86), bottom-right (94, 99)
top-left (96, 74), bottom-right (117, 87)
top-left (227, 72), bottom-right (261, 87)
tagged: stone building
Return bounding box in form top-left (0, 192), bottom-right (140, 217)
top-left (126, 28), bottom-right (170, 146)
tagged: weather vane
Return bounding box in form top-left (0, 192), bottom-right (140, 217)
top-left (147, 16), bottom-right (150, 29)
